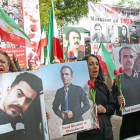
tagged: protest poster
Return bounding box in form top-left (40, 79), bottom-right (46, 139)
top-left (40, 61), bottom-right (96, 139)
top-left (89, 2), bottom-right (140, 54)
top-left (22, 0), bottom-right (41, 48)
top-left (63, 27), bottom-right (85, 60)
top-left (0, 47), bottom-right (27, 68)
top-left (113, 44), bottom-right (140, 115)
top-left (0, 0), bottom-right (41, 69)
top-left (0, 70), bottom-right (49, 140)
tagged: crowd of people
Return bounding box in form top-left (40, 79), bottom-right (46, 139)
top-left (0, 45), bottom-right (139, 140)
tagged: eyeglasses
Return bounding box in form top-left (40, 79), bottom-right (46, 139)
top-left (29, 62), bottom-right (35, 64)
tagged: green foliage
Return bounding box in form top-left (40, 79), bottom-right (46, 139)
top-left (116, 0), bottom-right (140, 9)
top-left (39, 0), bottom-right (100, 32)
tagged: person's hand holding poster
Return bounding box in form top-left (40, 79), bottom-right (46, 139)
top-left (113, 44), bottom-right (140, 115)
top-left (40, 61), bottom-right (96, 139)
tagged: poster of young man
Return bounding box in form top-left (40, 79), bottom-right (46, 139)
top-left (0, 70), bottom-right (49, 140)
top-left (113, 44), bottom-right (140, 115)
top-left (63, 27), bottom-right (85, 60)
top-left (40, 61), bottom-right (96, 139)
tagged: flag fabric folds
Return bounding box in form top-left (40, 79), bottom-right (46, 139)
top-left (64, 42), bottom-right (75, 62)
top-left (45, 1), bottom-right (63, 64)
top-left (37, 25), bottom-right (47, 65)
top-left (97, 41), bottom-right (116, 79)
top-left (0, 8), bottom-right (32, 47)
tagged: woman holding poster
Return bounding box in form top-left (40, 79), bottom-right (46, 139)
top-left (77, 54), bottom-right (115, 140)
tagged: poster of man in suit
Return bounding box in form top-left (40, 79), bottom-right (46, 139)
top-left (40, 61), bottom-right (96, 139)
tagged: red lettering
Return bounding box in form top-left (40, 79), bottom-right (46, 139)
top-left (94, 44), bottom-right (98, 50)
top-left (114, 8), bottom-right (117, 13)
top-left (105, 8), bottom-right (117, 14)
top-left (120, 18), bottom-right (133, 24)
top-left (138, 38), bottom-right (140, 43)
top-left (130, 19), bottom-right (132, 24)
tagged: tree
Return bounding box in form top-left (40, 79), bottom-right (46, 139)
top-left (39, 0), bottom-right (100, 32)
top-left (115, 0), bottom-right (140, 9)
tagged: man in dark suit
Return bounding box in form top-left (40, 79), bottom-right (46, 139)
top-left (52, 66), bottom-right (90, 125)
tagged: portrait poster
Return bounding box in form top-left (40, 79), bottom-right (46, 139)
top-left (0, 0), bottom-right (41, 69)
top-left (63, 26), bottom-right (85, 60)
top-left (89, 2), bottom-right (140, 54)
top-left (113, 44), bottom-right (140, 115)
top-left (0, 70), bottom-right (49, 140)
top-left (40, 61), bottom-right (96, 139)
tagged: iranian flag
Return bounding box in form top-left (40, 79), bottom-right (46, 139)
top-left (37, 25), bottom-right (47, 65)
top-left (65, 42), bottom-right (74, 62)
top-left (97, 41), bottom-right (116, 79)
top-left (0, 8), bottom-right (32, 47)
top-left (40, 46), bottom-right (45, 65)
top-left (45, 0), bottom-right (63, 64)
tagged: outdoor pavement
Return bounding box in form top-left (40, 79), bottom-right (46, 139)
top-left (54, 115), bottom-right (122, 140)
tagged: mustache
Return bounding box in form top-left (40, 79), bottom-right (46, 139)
top-left (74, 42), bottom-right (79, 45)
top-left (9, 104), bottom-right (22, 114)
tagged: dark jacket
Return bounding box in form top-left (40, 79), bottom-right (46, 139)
top-left (77, 82), bottom-right (116, 140)
top-left (77, 50), bottom-right (84, 60)
top-left (14, 60), bottom-right (29, 71)
top-left (64, 50), bottom-right (84, 60)
top-left (52, 83), bottom-right (90, 125)
top-left (113, 72), bottom-right (140, 140)
top-left (119, 34), bottom-right (129, 43)
top-left (0, 109), bottom-right (25, 140)
top-left (130, 32), bottom-right (139, 43)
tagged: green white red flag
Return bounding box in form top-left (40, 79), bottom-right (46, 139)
top-left (45, 0), bottom-right (63, 64)
top-left (40, 46), bottom-right (45, 65)
top-left (97, 41), bottom-right (116, 79)
top-left (37, 25), bottom-right (47, 65)
top-left (64, 42), bottom-right (74, 62)
top-left (0, 8), bottom-right (32, 47)
top-left (119, 42), bottom-right (122, 47)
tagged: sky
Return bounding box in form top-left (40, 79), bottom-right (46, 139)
top-left (40, 61), bottom-right (90, 92)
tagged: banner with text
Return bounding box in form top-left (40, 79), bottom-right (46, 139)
top-left (89, 2), bottom-right (140, 54)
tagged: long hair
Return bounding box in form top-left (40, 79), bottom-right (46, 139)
top-left (82, 54), bottom-right (104, 84)
top-left (0, 51), bottom-right (18, 72)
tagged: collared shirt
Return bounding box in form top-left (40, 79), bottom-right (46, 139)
top-left (122, 70), bottom-right (139, 79)
top-left (64, 87), bottom-right (69, 100)
top-left (121, 70), bottom-right (140, 107)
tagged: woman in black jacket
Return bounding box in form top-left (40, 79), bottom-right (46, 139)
top-left (77, 54), bottom-right (116, 140)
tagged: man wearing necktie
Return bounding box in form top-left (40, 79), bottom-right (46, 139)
top-left (52, 66), bottom-right (90, 125)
